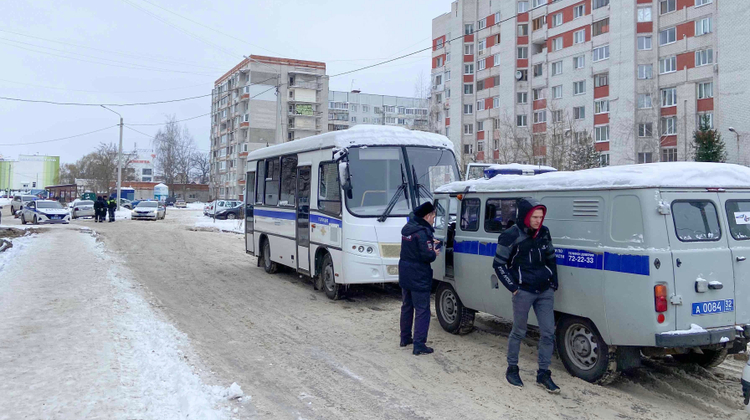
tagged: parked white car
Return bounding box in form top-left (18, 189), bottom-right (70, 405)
top-left (21, 200), bottom-right (70, 224)
top-left (10, 195), bottom-right (37, 217)
top-left (132, 201), bottom-right (166, 220)
top-left (205, 200), bottom-right (241, 217)
top-left (69, 199), bottom-right (95, 219)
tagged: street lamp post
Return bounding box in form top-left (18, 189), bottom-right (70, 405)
top-left (729, 127), bottom-right (741, 165)
top-left (101, 105), bottom-right (123, 211)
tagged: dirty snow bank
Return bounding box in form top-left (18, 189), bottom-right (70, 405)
top-left (194, 218), bottom-right (244, 234)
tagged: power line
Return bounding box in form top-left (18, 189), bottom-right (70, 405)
top-left (127, 112), bottom-right (210, 126)
top-left (0, 78), bottom-right (211, 94)
top-left (0, 125), bottom-right (117, 146)
top-left (0, 93), bottom-right (211, 107)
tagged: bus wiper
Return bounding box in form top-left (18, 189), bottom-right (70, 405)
top-left (377, 165), bottom-right (408, 222)
top-left (412, 165), bottom-right (433, 203)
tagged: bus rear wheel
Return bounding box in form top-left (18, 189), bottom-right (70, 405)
top-left (556, 316), bottom-right (619, 385)
top-left (261, 239), bottom-right (278, 274)
top-left (435, 282), bottom-right (475, 335)
top-left (321, 253), bottom-right (342, 300)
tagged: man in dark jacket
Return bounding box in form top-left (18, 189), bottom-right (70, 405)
top-left (94, 196), bottom-right (105, 223)
top-left (399, 201), bottom-right (440, 356)
top-left (107, 197), bottom-right (117, 222)
top-left (492, 198), bottom-right (560, 393)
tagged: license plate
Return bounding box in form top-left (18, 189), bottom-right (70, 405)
top-left (692, 299), bottom-right (734, 316)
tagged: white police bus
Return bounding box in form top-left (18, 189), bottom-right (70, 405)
top-left (244, 125), bottom-right (460, 299)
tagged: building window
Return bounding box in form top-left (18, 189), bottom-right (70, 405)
top-left (477, 121), bottom-right (484, 132)
top-left (534, 63), bottom-right (543, 77)
top-left (517, 47), bottom-right (528, 58)
top-left (698, 81), bottom-right (713, 99)
top-left (638, 153), bottom-right (653, 164)
top-left (638, 64), bottom-right (653, 79)
top-left (445, 71), bottom-right (451, 81)
top-left (600, 153), bottom-right (610, 167)
top-left (659, 27), bottom-right (676, 45)
top-left (638, 36), bottom-right (652, 50)
top-left (477, 59), bottom-right (486, 71)
top-left (661, 116), bottom-right (677, 134)
top-left (574, 55), bottom-right (585, 69)
top-left (552, 109), bottom-right (563, 123)
top-left (478, 40), bottom-right (486, 55)
top-left (552, 37), bottom-right (563, 51)
top-left (463, 144), bottom-right (473, 155)
top-left (464, 44), bottom-right (474, 55)
top-left (464, 84), bottom-right (474, 94)
top-left (697, 112), bottom-right (714, 129)
top-left (478, 18), bottom-right (486, 30)
top-left (533, 87), bottom-right (544, 100)
top-left (518, 1), bottom-right (529, 13)
top-left (595, 73), bottom-right (609, 87)
top-left (660, 0), bottom-right (676, 14)
top-left (494, 54), bottom-right (501, 66)
top-left (517, 114), bottom-right (528, 127)
top-left (595, 100), bottom-right (609, 114)
top-left (595, 125), bottom-right (610, 142)
top-left (662, 148), bottom-right (678, 162)
top-left (574, 29), bottom-right (586, 44)
top-left (592, 19), bottom-right (609, 37)
top-left (351, 116), bottom-right (357, 123)
top-left (659, 56), bottom-right (676, 74)
top-left (696, 0), bottom-right (712, 5)
top-left (552, 13), bottom-right (563, 27)
top-left (477, 141), bottom-right (484, 152)
top-left (638, 94), bottom-right (653, 109)
top-left (574, 4), bottom-right (585, 18)
top-left (574, 106), bottom-right (585, 120)
top-left (518, 24), bottom-right (529, 36)
top-left (477, 80), bottom-right (485, 91)
top-left (638, 122), bottom-right (653, 137)
top-left (574, 80), bottom-right (586, 95)
top-left (593, 0), bottom-right (609, 9)
top-left (552, 85), bottom-right (563, 99)
top-left (533, 16), bottom-right (546, 31)
top-left (534, 110), bottom-right (547, 124)
top-left (637, 7), bottom-right (652, 22)
top-left (551, 60), bottom-right (563, 76)
top-left (532, 0), bottom-right (546, 7)
top-left (517, 92), bottom-right (528, 104)
top-left (464, 64), bottom-right (474, 75)
top-left (661, 87), bottom-right (677, 107)
top-left (493, 96), bottom-right (500, 108)
top-left (464, 104), bottom-right (473, 114)
top-left (593, 45), bottom-right (609, 61)
top-left (477, 100), bottom-right (485, 111)
top-left (695, 49), bottom-right (714, 67)
top-left (465, 23), bottom-right (474, 35)
top-left (464, 124), bottom-right (474, 134)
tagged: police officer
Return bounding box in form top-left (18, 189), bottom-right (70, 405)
top-left (743, 357), bottom-right (749, 411)
top-left (492, 198), bottom-right (560, 393)
top-left (107, 197), bottom-right (117, 222)
top-left (94, 196), bottom-right (105, 223)
top-left (399, 201), bottom-right (440, 356)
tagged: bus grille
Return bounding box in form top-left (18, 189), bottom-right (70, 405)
top-left (380, 244), bottom-right (402, 259)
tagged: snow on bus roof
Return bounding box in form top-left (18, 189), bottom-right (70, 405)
top-left (246, 125), bottom-right (454, 161)
top-left (487, 163), bottom-right (557, 172)
top-left (436, 162), bottom-right (750, 193)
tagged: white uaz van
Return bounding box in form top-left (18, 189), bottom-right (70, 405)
top-left (431, 162), bottom-right (750, 384)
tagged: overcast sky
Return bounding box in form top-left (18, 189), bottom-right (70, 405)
top-left (0, 0), bottom-right (449, 164)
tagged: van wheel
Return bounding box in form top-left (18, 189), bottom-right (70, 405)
top-left (261, 239), bottom-right (278, 274)
top-left (227, 213), bottom-right (236, 220)
top-left (673, 348), bottom-right (728, 368)
top-left (321, 253), bottom-right (342, 300)
top-left (435, 282), bottom-right (475, 334)
top-left (557, 316), bottom-right (619, 384)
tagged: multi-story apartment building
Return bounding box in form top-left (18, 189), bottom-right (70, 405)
top-left (209, 55), bottom-right (329, 200)
top-left (432, 0), bottom-right (748, 169)
top-left (327, 90), bottom-right (430, 131)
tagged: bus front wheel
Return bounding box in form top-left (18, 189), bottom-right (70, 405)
top-left (321, 253), bottom-right (342, 300)
top-left (262, 239), bottom-right (278, 274)
top-left (435, 282), bottom-right (475, 335)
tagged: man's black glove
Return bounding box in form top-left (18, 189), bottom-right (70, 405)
top-left (743, 378), bottom-right (750, 406)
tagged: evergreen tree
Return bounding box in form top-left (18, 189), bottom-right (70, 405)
top-left (568, 134), bottom-right (602, 170)
top-left (693, 115), bottom-right (727, 162)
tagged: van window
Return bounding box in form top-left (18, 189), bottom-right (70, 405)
top-left (484, 198), bottom-right (519, 233)
top-left (434, 199), bottom-right (447, 231)
top-left (460, 198), bottom-right (481, 231)
top-left (318, 162), bottom-right (341, 215)
top-left (264, 158), bottom-right (280, 205)
top-left (611, 195), bottom-right (644, 243)
top-left (672, 200), bottom-right (721, 242)
top-left (255, 160), bottom-right (265, 204)
top-left (725, 200), bottom-right (750, 240)
top-left (279, 155), bottom-right (297, 206)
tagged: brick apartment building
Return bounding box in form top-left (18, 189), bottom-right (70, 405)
top-left (431, 0), bottom-right (749, 168)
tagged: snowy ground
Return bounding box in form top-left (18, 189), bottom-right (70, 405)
top-left (1, 205), bottom-right (748, 419)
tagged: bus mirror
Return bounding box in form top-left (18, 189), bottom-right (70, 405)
top-left (339, 162), bottom-right (353, 194)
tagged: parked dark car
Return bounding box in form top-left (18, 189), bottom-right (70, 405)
top-left (214, 204), bottom-right (243, 220)
top-left (165, 197), bottom-right (177, 207)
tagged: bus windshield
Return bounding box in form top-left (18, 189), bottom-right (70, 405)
top-left (345, 146), bottom-right (459, 218)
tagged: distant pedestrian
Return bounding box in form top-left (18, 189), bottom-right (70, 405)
top-left (107, 197), bottom-right (117, 222)
top-left (94, 196), bottom-right (106, 223)
top-left (399, 201), bottom-right (440, 356)
top-left (493, 198), bottom-right (560, 393)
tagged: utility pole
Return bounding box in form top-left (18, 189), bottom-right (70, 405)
top-left (102, 105), bottom-right (124, 211)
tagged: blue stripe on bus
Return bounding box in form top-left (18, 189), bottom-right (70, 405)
top-left (309, 214), bottom-right (343, 227)
top-left (454, 241), bottom-right (649, 276)
top-left (254, 209), bottom-right (296, 220)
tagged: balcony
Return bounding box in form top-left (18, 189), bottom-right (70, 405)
top-left (240, 114), bottom-right (249, 127)
top-left (290, 81), bottom-right (322, 90)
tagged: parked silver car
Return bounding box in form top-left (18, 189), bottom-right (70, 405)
top-left (131, 201), bottom-right (166, 220)
top-left (69, 199), bottom-right (95, 219)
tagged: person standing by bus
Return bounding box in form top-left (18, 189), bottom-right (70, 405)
top-left (492, 198), bottom-right (560, 393)
top-left (107, 197), bottom-right (117, 222)
top-left (398, 201), bottom-right (440, 356)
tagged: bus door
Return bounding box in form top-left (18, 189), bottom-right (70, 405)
top-left (296, 166), bottom-right (312, 273)
top-left (245, 171), bottom-right (255, 255)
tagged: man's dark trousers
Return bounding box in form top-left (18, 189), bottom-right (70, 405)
top-left (400, 288), bottom-right (431, 346)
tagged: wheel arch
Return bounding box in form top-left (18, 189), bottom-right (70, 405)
top-left (257, 234), bottom-right (269, 268)
top-left (314, 246), bottom-right (330, 278)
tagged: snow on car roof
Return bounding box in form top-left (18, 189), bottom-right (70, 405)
top-left (246, 125), bottom-right (454, 161)
top-left (436, 162), bottom-right (750, 193)
top-left (486, 163), bottom-right (557, 172)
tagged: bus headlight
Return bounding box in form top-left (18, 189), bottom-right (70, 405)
top-left (347, 241), bottom-right (379, 256)
top-left (358, 246), bottom-right (365, 253)
top-left (366, 246), bottom-right (373, 254)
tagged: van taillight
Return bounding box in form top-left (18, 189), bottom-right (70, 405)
top-left (654, 284), bottom-right (668, 312)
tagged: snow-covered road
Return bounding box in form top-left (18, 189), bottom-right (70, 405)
top-left (0, 228), bottom-right (246, 419)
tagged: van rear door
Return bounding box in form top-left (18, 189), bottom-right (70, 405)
top-left (662, 192), bottom-right (735, 331)
top-left (718, 193), bottom-right (750, 326)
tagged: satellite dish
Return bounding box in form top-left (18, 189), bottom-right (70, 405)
top-left (516, 71), bottom-right (524, 80)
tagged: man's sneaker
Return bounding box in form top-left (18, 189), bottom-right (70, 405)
top-left (400, 338), bottom-right (413, 347)
top-left (536, 369), bottom-right (560, 394)
top-left (506, 365), bottom-right (523, 388)
top-left (412, 344), bottom-right (434, 355)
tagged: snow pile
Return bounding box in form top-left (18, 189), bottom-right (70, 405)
top-left (663, 324), bottom-right (708, 336)
top-left (194, 218), bottom-right (244, 234)
top-left (438, 162), bottom-right (750, 193)
top-left (0, 198), bottom-right (10, 207)
top-left (115, 208), bottom-right (132, 220)
top-left (486, 163), bottom-right (557, 172)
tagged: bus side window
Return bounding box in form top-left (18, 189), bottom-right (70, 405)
top-left (460, 198), bottom-right (481, 231)
top-left (484, 198), bottom-right (519, 233)
top-left (256, 160), bottom-right (265, 204)
top-left (265, 158), bottom-right (280, 206)
top-left (318, 162), bottom-right (341, 215)
top-left (279, 155), bottom-right (297, 206)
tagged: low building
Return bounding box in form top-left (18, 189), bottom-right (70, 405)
top-left (111, 182), bottom-right (210, 203)
top-left (328, 90), bottom-right (430, 131)
top-left (0, 154), bottom-right (60, 191)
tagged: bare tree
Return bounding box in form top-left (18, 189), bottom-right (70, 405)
top-left (413, 71), bottom-right (440, 133)
top-left (191, 152), bottom-right (210, 184)
top-left (495, 111), bottom-right (534, 164)
top-left (153, 117), bottom-right (196, 197)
